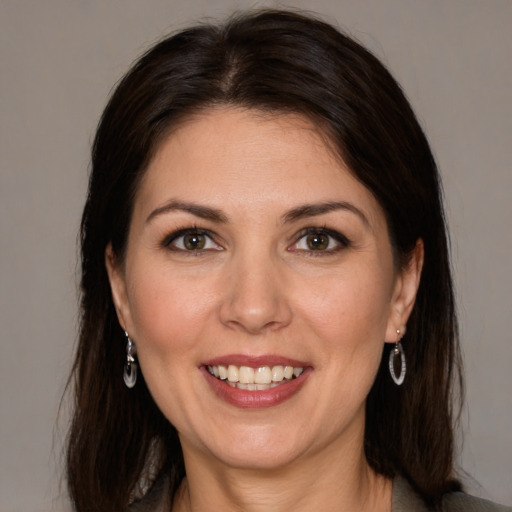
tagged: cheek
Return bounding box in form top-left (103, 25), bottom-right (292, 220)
top-left (124, 267), bottom-right (219, 426)
top-left (296, 262), bottom-right (393, 402)
top-left (297, 264), bottom-right (394, 342)
top-left (126, 266), bottom-right (218, 362)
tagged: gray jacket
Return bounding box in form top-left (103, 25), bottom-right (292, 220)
top-left (393, 477), bottom-right (511, 512)
top-left (128, 475), bottom-right (511, 511)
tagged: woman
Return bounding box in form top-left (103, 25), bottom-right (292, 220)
top-left (66, 9), bottom-right (509, 512)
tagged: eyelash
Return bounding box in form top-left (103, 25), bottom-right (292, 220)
top-left (161, 226), bottom-right (350, 254)
top-left (162, 227), bottom-right (221, 253)
top-left (290, 227), bottom-right (350, 255)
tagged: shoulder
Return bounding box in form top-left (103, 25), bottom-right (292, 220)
top-left (442, 491), bottom-right (511, 512)
top-left (126, 474), bottom-right (170, 512)
top-left (393, 477), bottom-right (511, 512)
top-left (393, 476), bottom-right (430, 512)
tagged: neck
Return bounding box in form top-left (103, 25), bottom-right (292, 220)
top-left (172, 432), bottom-right (392, 512)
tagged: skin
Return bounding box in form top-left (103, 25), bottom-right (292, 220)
top-left (106, 107), bottom-right (423, 512)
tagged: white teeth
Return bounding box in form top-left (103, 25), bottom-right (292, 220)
top-left (254, 366), bottom-right (272, 384)
top-left (239, 366), bottom-right (254, 384)
top-left (227, 365), bottom-right (239, 382)
top-left (218, 365), bottom-right (227, 380)
top-left (208, 364), bottom-right (305, 388)
top-left (272, 365), bottom-right (284, 382)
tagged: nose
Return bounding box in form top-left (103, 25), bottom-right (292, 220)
top-left (219, 251), bottom-right (292, 334)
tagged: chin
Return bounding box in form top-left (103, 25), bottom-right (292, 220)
top-left (188, 424), bottom-right (309, 471)
top-left (213, 443), bottom-right (304, 471)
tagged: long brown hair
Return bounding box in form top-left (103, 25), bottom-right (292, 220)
top-left (67, 9), bottom-right (463, 511)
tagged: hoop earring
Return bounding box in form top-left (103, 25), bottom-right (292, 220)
top-left (389, 329), bottom-right (406, 386)
top-left (123, 331), bottom-right (137, 388)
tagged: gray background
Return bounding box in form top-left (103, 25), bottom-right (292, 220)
top-left (1, 1), bottom-right (511, 511)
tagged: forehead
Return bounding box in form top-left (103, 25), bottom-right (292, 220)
top-left (134, 107), bottom-right (384, 226)
top-left (146, 108), bottom-right (339, 179)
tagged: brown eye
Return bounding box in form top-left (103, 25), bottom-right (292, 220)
top-left (306, 233), bottom-right (329, 250)
top-left (289, 228), bottom-right (348, 254)
top-left (183, 233), bottom-right (206, 250)
top-left (165, 229), bottom-right (222, 252)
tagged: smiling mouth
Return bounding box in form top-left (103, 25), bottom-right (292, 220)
top-left (207, 364), bottom-right (304, 391)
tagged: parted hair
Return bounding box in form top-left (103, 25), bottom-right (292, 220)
top-left (67, 9), bottom-right (463, 511)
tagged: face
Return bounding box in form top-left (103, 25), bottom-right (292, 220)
top-left (107, 108), bottom-right (421, 472)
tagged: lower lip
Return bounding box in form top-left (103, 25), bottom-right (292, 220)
top-left (201, 367), bottom-right (311, 409)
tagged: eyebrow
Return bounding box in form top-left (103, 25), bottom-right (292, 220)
top-left (146, 200), bottom-right (229, 224)
top-left (282, 201), bottom-right (370, 227)
top-left (146, 199), bottom-right (370, 227)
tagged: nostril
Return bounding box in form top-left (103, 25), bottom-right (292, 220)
top-left (219, 260), bottom-right (293, 333)
top-left (224, 316), bottom-right (283, 334)
top-left (220, 294), bottom-right (292, 334)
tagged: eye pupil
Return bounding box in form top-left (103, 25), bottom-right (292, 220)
top-left (184, 233), bottom-right (205, 250)
top-left (307, 233), bottom-right (329, 250)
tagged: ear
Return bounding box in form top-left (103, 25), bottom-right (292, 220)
top-left (385, 239), bottom-right (424, 343)
top-left (105, 243), bottom-right (132, 333)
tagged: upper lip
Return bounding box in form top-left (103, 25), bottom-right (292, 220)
top-left (202, 354), bottom-right (310, 368)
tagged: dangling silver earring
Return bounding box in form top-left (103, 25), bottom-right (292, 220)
top-left (389, 329), bottom-right (406, 386)
top-left (123, 331), bottom-right (137, 388)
